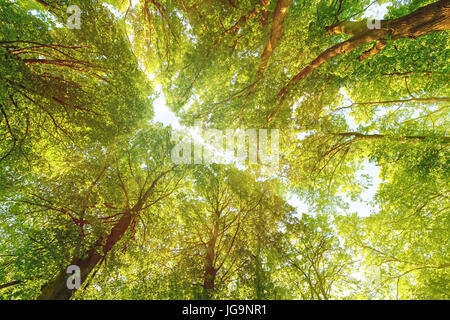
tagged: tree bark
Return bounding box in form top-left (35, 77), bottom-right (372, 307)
top-left (257, 0), bottom-right (292, 78)
top-left (202, 220), bottom-right (219, 298)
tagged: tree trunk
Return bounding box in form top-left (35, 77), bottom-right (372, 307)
top-left (203, 266), bottom-right (217, 291)
top-left (37, 166), bottom-right (174, 300)
top-left (257, 0), bottom-right (292, 77)
top-left (202, 220), bottom-right (219, 298)
top-left (37, 214), bottom-right (132, 300)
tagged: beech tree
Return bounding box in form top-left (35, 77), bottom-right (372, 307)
top-left (1, 0), bottom-right (448, 300)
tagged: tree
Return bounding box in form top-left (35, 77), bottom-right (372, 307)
top-left (1, 125), bottom-right (185, 299)
top-left (1, 0), bottom-right (448, 300)
top-left (170, 166), bottom-right (293, 299)
top-left (0, 0), bottom-right (152, 167)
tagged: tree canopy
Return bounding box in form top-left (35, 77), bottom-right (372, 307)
top-left (0, 0), bottom-right (449, 300)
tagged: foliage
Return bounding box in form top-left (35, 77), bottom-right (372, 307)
top-left (0, 0), bottom-right (448, 300)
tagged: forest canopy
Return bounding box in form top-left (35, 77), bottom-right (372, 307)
top-left (0, 0), bottom-right (449, 300)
